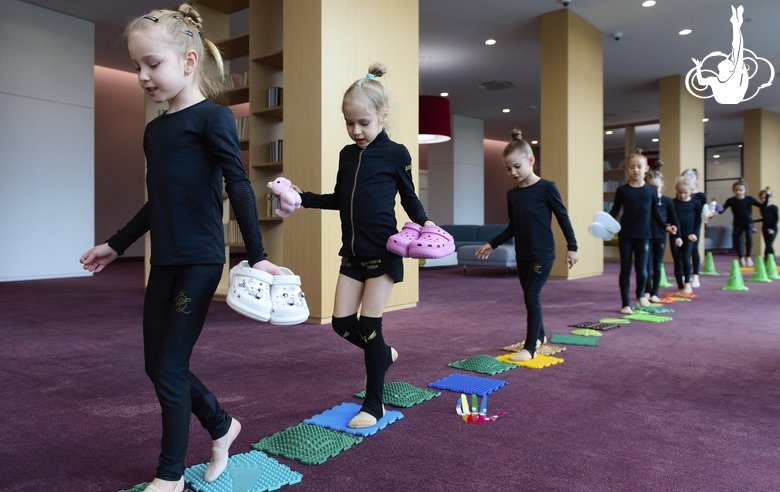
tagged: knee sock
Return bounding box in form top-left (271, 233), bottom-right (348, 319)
top-left (357, 315), bottom-right (386, 420)
top-left (332, 314), bottom-right (365, 349)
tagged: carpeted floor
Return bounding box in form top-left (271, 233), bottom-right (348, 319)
top-left (1, 255), bottom-right (778, 491)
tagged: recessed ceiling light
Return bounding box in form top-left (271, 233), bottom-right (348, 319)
top-left (502, 108), bottom-right (510, 113)
top-left (679, 29), bottom-right (692, 35)
top-left (642, 0), bottom-right (656, 6)
top-left (738, 144), bottom-right (743, 148)
top-left (485, 39), bottom-right (497, 45)
top-left (440, 92), bottom-right (449, 97)
top-left (531, 140), bottom-right (538, 145)
top-left (605, 130), bottom-right (613, 135)
top-left (652, 138), bottom-right (659, 142)
top-left (702, 118), bottom-right (709, 122)
top-left (713, 154), bottom-right (721, 158)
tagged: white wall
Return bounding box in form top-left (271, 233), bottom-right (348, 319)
top-left (0, 0), bottom-right (95, 281)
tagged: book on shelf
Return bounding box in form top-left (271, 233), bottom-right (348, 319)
top-left (223, 71), bottom-right (249, 90)
top-left (266, 194), bottom-right (282, 218)
top-left (269, 139), bottom-right (283, 163)
top-left (603, 180), bottom-right (624, 192)
top-left (604, 160), bottom-right (612, 170)
top-left (234, 116), bottom-right (249, 141)
top-left (268, 87), bottom-right (283, 108)
top-left (224, 220), bottom-right (244, 245)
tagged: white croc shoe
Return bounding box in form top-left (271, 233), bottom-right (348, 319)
top-left (588, 222), bottom-right (614, 241)
top-left (270, 267), bottom-right (309, 325)
top-left (594, 211), bottom-right (621, 235)
top-left (226, 261), bottom-right (273, 322)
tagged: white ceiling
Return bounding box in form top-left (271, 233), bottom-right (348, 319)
top-left (21, 0), bottom-right (780, 147)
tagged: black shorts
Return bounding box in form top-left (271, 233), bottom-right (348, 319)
top-left (339, 256), bottom-right (404, 284)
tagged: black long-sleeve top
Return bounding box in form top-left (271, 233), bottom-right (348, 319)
top-left (300, 130), bottom-right (429, 258)
top-left (672, 198), bottom-right (703, 239)
top-left (488, 179), bottom-right (577, 261)
top-left (721, 196), bottom-right (764, 226)
top-left (650, 195), bottom-right (678, 240)
top-left (609, 183), bottom-right (668, 239)
top-left (108, 99), bottom-right (266, 265)
top-left (758, 204), bottom-right (778, 231)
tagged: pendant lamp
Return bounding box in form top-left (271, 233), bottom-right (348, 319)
top-left (419, 95), bottom-right (451, 144)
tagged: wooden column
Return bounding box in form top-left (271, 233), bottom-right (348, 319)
top-left (743, 108), bottom-right (780, 255)
top-left (540, 9), bottom-right (603, 279)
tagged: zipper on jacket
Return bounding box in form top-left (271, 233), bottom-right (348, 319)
top-left (349, 148), bottom-right (365, 256)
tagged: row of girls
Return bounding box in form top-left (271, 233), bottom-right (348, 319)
top-left (613, 153), bottom-right (775, 316)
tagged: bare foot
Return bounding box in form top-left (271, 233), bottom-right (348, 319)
top-left (347, 406), bottom-right (385, 429)
top-left (638, 297), bottom-right (650, 307)
top-left (650, 295), bottom-right (661, 303)
top-left (620, 306), bottom-right (633, 315)
top-left (740, 257), bottom-right (747, 267)
top-left (683, 283), bottom-right (693, 294)
top-left (509, 349), bottom-right (534, 361)
top-left (747, 257), bottom-right (754, 267)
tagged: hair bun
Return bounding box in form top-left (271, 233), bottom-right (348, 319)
top-left (368, 63), bottom-right (386, 78)
top-left (651, 160), bottom-right (663, 171)
top-left (635, 147), bottom-right (644, 154)
top-left (510, 128), bottom-right (523, 141)
top-left (177, 3), bottom-right (203, 30)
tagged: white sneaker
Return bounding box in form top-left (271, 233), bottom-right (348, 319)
top-left (691, 274), bottom-right (700, 288)
top-left (270, 267), bottom-right (309, 325)
top-left (226, 261), bottom-right (273, 322)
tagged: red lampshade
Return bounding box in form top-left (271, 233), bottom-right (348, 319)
top-left (419, 95), bottom-right (451, 144)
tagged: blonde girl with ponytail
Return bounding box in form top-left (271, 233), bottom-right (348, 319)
top-left (80, 4), bottom-right (282, 491)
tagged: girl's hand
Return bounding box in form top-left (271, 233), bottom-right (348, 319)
top-left (252, 259), bottom-right (285, 276)
top-left (666, 224), bottom-right (678, 235)
top-left (290, 184), bottom-right (302, 194)
top-left (688, 234), bottom-right (698, 242)
top-left (475, 244), bottom-right (493, 259)
top-left (79, 243), bottom-right (118, 273)
top-left (675, 238), bottom-right (683, 247)
top-left (566, 250), bottom-right (578, 269)
top-left (769, 229), bottom-right (775, 235)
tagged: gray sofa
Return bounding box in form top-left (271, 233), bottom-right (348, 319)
top-left (704, 225), bottom-right (733, 251)
top-left (440, 224), bottom-right (516, 275)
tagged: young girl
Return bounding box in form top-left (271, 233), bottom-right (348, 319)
top-left (721, 180), bottom-right (765, 266)
top-left (671, 176), bottom-right (702, 295)
top-left (292, 64), bottom-right (433, 429)
top-left (475, 130), bottom-right (578, 361)
top-left (609, 150), bottom-right (675, 314)
top-left (758, 188), bottom-right (777, 257)
top-left (79, 6), bottom-right (282, 491)
top-left (644, 165), bottom-right (678, 302)
top-left (681, 168), bottom-right (708, 287)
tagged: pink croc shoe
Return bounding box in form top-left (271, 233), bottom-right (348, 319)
top-left (408, 225), bottom-right (455, 259)
top-left (386, 222), bottom-right (422, 257)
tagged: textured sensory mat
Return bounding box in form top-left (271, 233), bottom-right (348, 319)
top-left (622, 313), bottom-right (673, 323)
top-left (495, 353), bottom-right (564, 369)
top-left (571, 328), bottom-right (602, 337)
top-left (655, 298), bottom-right (677, 304)
top-left (583, 323), bottom-right (619, 331)
top-left (353, 381), bottom-right (441, 408)
top-left (428, 373), bottom-right (507, 396)
top-left (501, 342), bottom-right (566, 355)
top-left (568, 321), bottom-right (601, 328)
top-left (184, 451), bottom-right (302, 492)
top-left (599, 318), bottom-right (630, 324)
top-left (119, 484), bottom-right (194, 492)
top-left (633, 305), bottom-right (675, 314)
top-left (251, 423), bottom-right (362, 465)
top-left (447, 354), bottom-right (518, 375)
top-left (303, 402), bottom-right (403, 437)
top-left (549, 334), bottom-right (599, 346)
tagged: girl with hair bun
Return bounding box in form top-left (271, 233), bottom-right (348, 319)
top-left (609, 150), bottom-right (676, 314)
top-left (681, 168), bottom-right (707, 287)
top-left (644, 163), bottom-right (678, 302)
top-left (80, 5), bottom-right (282, 491)
top-left (293, 64), bottom-right (435, 429)
top-left (476, 129), bottom-right (578, 361)
top-left (721, 179), bottom-right (767, 267)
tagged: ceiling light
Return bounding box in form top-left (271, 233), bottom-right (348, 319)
top-left (702, 118), bottom-right (709, 122)
top-left (652, 138), bottom-right (659, 142)
top-left (440, 92), bottom-right (449, 97)
top-left (713, 154), bottom-right (720, 158)
top-left (679, 29), bottom-right (692, 35)
top-left (502, 108), bottom-right (511, 113)
top-left (485, 39), bottom-right (496, 45)
top-left (738, 144), bottom-right (743, 148)
top-left (418, 95), bottom-right (451, 144)
top-left (531, 140), bottom-right (538, 145)
top-left (642, 0), bottom-right (656, 6)
top-left (605, 130), bottom-right (613, 135)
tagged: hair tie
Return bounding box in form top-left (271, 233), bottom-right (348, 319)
top-left (365, 73), bottom-right (376, 80)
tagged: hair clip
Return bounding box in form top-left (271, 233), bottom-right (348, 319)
top-left (143, 15), bottom-right (159, 22)
top-left (172, 15), bottom-right (187, 25)
top-left (181, 29), bottom-right (194, 37)
top-left (199, 32), bottom-right (205, 40)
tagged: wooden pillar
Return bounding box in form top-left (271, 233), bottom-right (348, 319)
top-left (540, 9), bottom-right (603, 279)
top-left (743, 108), bottom-right (780, 255)
top-left (659, 75), bottom-right (704, 263)
top-left (284, 0), bottom-right (420, 322)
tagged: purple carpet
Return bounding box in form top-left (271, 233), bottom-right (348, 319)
top-left (1, 255), bottom-right (779, 491)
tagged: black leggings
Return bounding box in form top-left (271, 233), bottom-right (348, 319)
top-left (691, 241), bottom-right (700, 275)
top-left (671, 240), bottom-right (695, 289)
top-left (618, 238), bottom-right (649, 307)
top-left (517, 259), bottom-right (554, 356)
top-left (144, 264), bottom-right (231, 481)
top-left (732, 224), bottom-right (753, 258)
top-left (644, 237), bottom-right (666, 297)
top-left (763, 229), bottom-right (776, 257)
